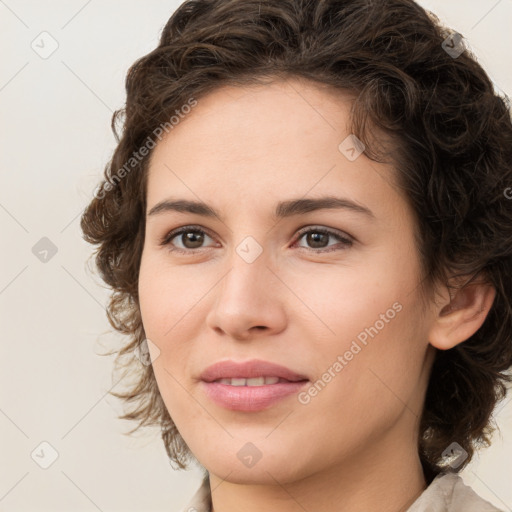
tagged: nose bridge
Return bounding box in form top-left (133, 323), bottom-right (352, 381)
top-left (206, 233), bottom-right (286, 337)
top-left (220, 235), bottom-right (272, 305)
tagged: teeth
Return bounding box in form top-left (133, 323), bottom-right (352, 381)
top-left (215, 376), bottom-right (282, 386)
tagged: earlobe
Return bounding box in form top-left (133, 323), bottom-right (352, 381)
top-left (428, 281), bottom-right (496, 351)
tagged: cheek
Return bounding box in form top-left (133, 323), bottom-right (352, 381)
top-left (302, 289), bottom-right (428, 437)
top-left (138, 254), bottom-right (216, 410)
top-left (291, 300), bottom-right (427, 475)
top-left (295, 254), bottom-right (426, 412)
top-left (138, 253), bottom-right (206, 341)
top-left (138, 259), bottom-right (198, 422)
top-left (284, 255), bottom-right (416, 354)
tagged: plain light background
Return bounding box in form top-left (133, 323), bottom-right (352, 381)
top-left (0, 1), bottom-right (511, 511)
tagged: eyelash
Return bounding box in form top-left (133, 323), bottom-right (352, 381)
top-left (159, 224), bottom-right (354, 255)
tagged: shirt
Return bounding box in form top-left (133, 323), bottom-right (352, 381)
top-left (180, 472), bottom-right (505, 512)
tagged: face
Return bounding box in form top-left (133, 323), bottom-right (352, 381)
top-left (138, 78), bottom-right (437, 485)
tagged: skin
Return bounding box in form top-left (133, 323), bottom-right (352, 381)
top-left (138, 77), bottom-right (496, 512)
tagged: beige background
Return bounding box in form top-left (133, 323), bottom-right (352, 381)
top-left (0, 1), bottom-right (511, 510)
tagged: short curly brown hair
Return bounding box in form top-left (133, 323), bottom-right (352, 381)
top-left (81, 0), bottom-right (512, 482)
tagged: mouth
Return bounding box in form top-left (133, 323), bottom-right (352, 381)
top-left (211, 376), bottom-right (303, 386)
top-left (199, 359), bottom-right (309, 411)
top-left (200, 358), bottom-right (309, 383)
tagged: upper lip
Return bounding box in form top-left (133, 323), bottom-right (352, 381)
top-left (200, 359), bottom-right (309, 383)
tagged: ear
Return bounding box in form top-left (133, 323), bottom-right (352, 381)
top-left (428, 277), bottom-right (496, 351)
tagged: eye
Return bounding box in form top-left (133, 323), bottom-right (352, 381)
top-left (160, 225), bottom-right (353, 255)
top-left (160, 225), bottom-right (217, 254)
top-left (293, 226), bottom-right (353, 253)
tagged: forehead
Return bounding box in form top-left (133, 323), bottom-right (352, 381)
top-left (145, 78), bottom-right (405, 223)
top-left (149, 77), bottom-right (355, 165)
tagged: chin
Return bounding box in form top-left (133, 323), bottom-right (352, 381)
top-left (198, 447), bottom-right (312, 485)
top-left (209, 463), bottom-right (303, 485)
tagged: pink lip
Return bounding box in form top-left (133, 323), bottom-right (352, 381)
top-left (199, 359), bottom-right (309, 412)
top-left (200, 359), bottom-right (308, 382)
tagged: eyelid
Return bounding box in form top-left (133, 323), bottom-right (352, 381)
top-left (293, 225), bottom-right (354, 244)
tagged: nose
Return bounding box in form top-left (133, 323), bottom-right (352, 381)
top-left (205, 247), bottom-right (287, 341)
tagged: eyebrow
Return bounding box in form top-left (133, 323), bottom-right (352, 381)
top-left (147, 196), bottom-right (375, 222)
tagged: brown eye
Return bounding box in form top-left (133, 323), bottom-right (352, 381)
top-left (161, 226), bottom-right (216, 253)
top-left (295, 227), bottom-right (353, 253)
top-left (161, 225), bottom-right (353, 255)
top-left (179, 230), bottom-right (205, 249)
top-left (304, 232), bottom-right (329, 248)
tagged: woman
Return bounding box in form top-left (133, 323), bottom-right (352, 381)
top-left (81, 0), bottom-right (512, 510)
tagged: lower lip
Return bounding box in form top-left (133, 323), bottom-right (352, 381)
top-left (201, 380), bottom-right (309, 411)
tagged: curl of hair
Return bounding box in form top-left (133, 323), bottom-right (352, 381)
top-left (81, 0), bottom-right (512, 480)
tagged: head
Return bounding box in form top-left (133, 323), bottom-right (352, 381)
top-left (81, 0), bottom-right (512, 485)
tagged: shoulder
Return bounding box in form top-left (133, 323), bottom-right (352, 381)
top-left (407, 472), bottom-right (505, 512)
top-left (180, 472), bottom-right (505, 512)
